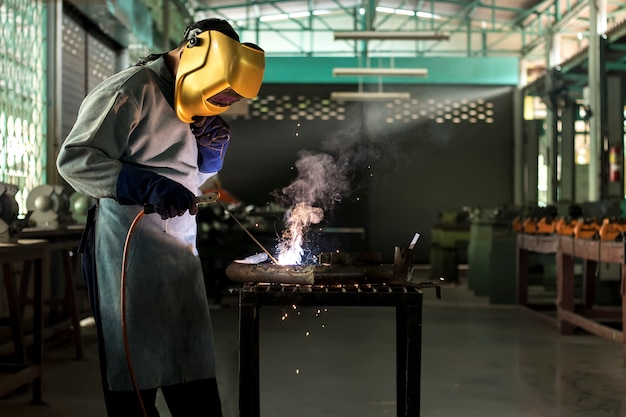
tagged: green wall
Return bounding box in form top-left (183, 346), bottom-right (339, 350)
top-left (264, 56), bottom-right (519, 85)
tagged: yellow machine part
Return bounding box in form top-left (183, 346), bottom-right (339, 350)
top-left (555, 218), bottom-right (577, 236)
top-left (598, 218), bottom-right (626, 241)
top-left (573, 219), bottom-right (601, 239)
top-left (536, 217), bottom-right (556, 234)
top-left (522, 218), bottom-right (537, 234)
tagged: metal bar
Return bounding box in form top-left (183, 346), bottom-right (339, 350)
top-left (559, 309), bottom-right (623, 341)
top-left (330, 91), bottom-right (410, 101)
top-left (219, 202), bottom-right (279, 264)
top-left (396, 302), bottom-right (408, 417)
top-left (334, 31), bottom-right (449, 40)
top-left (31, 252), bottom-right (45, 404)
top-left (406, 304), bottom-right (422, 416)
top-left (333, 68), bottom-right (428, 76)
top-left (556, 251), bottom-right (576, 334)
top-left (238, 301), bottom-right (260, 417)
top-left (516, 236), bottom-right (529, 305)
top-left (61, 244), bottom-right (85, 359)
top-left (3, 262), bottom-right (26, 363)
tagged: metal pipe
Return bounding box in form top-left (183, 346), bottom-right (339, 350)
top-left (219, 201), bottom-right (279, 264)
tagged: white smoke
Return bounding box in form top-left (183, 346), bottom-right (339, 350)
top-left (274, 151), bottom-right (351, 265)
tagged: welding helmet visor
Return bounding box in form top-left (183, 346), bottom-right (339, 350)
top-left (175, 29), bottom-right (265, 123)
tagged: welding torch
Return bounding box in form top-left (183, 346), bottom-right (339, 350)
top-left (142, 191), bottom-right (221, 215)
top-left (142, 191), bottom-right (278, 263)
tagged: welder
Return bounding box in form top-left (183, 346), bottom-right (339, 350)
top-left (56, 18), bottom-right (264, 417)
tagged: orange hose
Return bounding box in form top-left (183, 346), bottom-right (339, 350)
top-left (121, 209), bottom-right (147, 417)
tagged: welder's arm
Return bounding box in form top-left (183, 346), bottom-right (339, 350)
top-left (190, 116), bottom-right (231, 173)
top-left (116, 164), bottom-right (198, 219)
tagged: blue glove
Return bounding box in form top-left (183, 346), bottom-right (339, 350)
top-left (116, 164), bottom-right (198, 219)
top-left (190, 116), bottom-right (231, 173)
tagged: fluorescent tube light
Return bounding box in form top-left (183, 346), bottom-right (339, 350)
top-left (330, 92), bottom-right (410, 101)
top-left (259, 9), bottom-right (334, 22)
top-left (375, 6), bottom-right (441, 19)
top-left (333, 68), bottom-right (428, 77)
top-left (334, 31), bottom-right (449, 40)
top-left (260, 13), bottom-right (289, 22)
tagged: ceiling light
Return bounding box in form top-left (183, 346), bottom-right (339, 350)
top-left (394, 9), bottom-right (416, 16)
top-left (333, 68), bottom-right (428, 77)
top-left (288, 11), bottom-right (310, 18)
top-left (375, 7), bottom-right (440, 19)
top-left (259, 9), bottom-right (335, 22)
top-left (259, 13), bottom-right (289, 22)
top-left (334, 31), bottom-right (449, 40)
top-left (330, 92), bottom-right (411, 101)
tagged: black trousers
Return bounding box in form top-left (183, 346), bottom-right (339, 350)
top-left (99, 375), bottom-right (223, 417)
top-left (80, 205), bottom-right (223, 417)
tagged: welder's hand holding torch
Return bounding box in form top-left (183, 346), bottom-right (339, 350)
top-left (190, 116), bottom-right (231, 173)
top-left (116, 164), bottom-right (198, 219)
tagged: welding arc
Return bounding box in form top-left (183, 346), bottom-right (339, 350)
top-left (218, 201), bottom-right (279, 264)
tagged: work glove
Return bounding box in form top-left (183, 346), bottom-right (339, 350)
top-left (116, 164), bottom-right (198, 219)
top-left (190, 116), bottom-right (231, 173)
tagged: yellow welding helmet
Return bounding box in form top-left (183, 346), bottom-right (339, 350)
top-left (175, 28), bottom-right (265, 123)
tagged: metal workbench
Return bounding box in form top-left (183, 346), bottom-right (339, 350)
top-left (237, 282), bottom-right (429, 417)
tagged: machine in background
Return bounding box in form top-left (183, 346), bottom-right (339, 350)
top-left (429, 207), bottom-right (471, 284)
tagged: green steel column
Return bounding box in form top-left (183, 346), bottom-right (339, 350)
top-left (588, 0), bottom-right (607, 201)
top-left (513, 87), bottom-right (523, 206)
top-left (46, 0), bottom-right (62, 185)
top-left (560, 104), bottom-right (576, 202)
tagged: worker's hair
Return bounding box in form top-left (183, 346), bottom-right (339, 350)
top-left (179, 18), bottom-right (239, 47)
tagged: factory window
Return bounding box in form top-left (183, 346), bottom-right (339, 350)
top-left (0, 0), bottom-right (47, 213)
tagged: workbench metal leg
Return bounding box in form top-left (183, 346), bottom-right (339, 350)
top-left (18, 260), bottom-right (32, 317)
top-left (2, 262), bottom-right (26, 363)
top-left (397, 303), bottom-right (422, 417)
top-left (556, 252), bottom-right (575, 334)
top-left (31, 257), bottom-right (44, 405)
top-left (407, 304), bottom-right (422, 417)
top-left (61, 250), bottom-right (84, 359)
top-left (583, 259), bottom-right (596, 310)
top-left (516, 247), bottom-right (528, 305)
top-left (621, 267), bottom-right (626, 365)
top-left (396, 304), bottom-right (407, 417)
top-left (239, 301), bottom-right (259, 417)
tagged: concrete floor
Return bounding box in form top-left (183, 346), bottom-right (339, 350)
top-left (2, 280), bottom-right (626, 417)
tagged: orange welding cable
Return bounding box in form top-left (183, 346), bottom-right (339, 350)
top-left (121, 209), bottom-right (148, 417)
